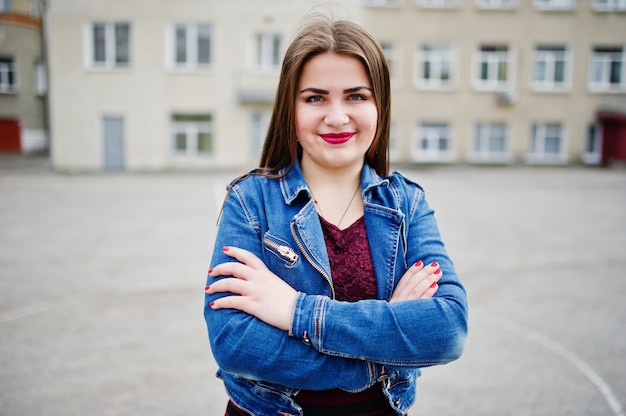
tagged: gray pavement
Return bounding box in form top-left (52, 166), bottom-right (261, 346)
top-left (1, 155), bottom-right (625, 415)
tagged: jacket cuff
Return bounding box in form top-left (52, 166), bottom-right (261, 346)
top-left (289, 293), bottom-right (327, 348)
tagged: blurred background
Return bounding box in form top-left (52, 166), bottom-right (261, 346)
top-left (1, 0), bottom-right (625, 171)
top-left (1, 1), bottom-right (626, 415)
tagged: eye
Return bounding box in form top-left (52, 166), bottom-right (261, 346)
top-left (305, 95), bottom-right (324, 103)
top-left (348, 93), bottom-right (367, 101)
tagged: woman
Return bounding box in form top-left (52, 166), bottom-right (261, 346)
top-left (204, 16), bottom-right (468, 416)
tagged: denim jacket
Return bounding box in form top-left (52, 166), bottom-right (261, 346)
top-left (204, 161), bottom-right (468, 416)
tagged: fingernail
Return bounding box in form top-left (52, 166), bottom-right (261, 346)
top-left (208, 269), bottom-right (213, 274)
top-left (415, 260), bottom-right (423, 267)
top-left (430, 261), bottom-right (438, 267)
top-left (209, 302), bottom-right (215, 307)
top-left (222, 246), bottom-right (230, 252)
top-left (430, 282), bottom-right (437, 288)
top-left (205, 285), bottom-right (210, 291)
top-left (434, 269), bottom-right (441, 275)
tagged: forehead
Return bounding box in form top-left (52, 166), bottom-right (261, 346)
top-left (298, 53), bottom-right (371, 89)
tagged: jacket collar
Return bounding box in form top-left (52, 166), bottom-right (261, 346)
top-left (278, 159), bottom-right (389, 205)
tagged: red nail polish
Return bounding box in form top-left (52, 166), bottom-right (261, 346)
top-left (208, 269), bottom-right (213, 274)
top-left (434, 269), bottom-right (441, 275)
top-left (430, 282), bottom-right (437, 288)
top-left (222, 246), bottom-right (230, 252)
top-left (205, 285), bottom-right (210, 291)
top-left (209, 302), bottom-right (215, 307)
top-left (430, 261), bottom-right (438, 267)
top-left (415, 260), bottom-right (423, 267)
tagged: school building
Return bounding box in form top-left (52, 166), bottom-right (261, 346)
top-left (4, 0), bottom-right (626, 170)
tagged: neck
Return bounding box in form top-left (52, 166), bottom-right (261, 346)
top-left (301, 160), bottom-right (362, 191)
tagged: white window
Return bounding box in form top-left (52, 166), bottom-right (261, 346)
top-left (0, 57), bottom-right (16, 92)
top-left (251, 111), bottom-right (271, 158)
top-left (86, 22), bottom-right (130, 69)
top-left (475, 0), bottom-right (517, 9)
top-left (472, 122), bottom-right (511, 163)
top-left (474, 45), bottom-right (513, 91)
top-left (253, 33), bottom-right (282, 73)
top-left (419, 0), bottom-right (459, 8)
top-left (592, 0), bottom-right (626, 11)
top-left (588, 46), bottom-right (625, 92)
top-left (583, 123), bottom-right (602, 165)
top-left (30, 0), bottom-right (40, 17)
top-left (413, 123), bottom-right (453, 162)
top-left (363, 0), bottom-right (403, 6)
top-left (380, 41), bottom-right (399, 86)
top-left (34, 59), bottom-right (46, 95)
top-left (171, 114), bottom-right (213, 156)
top-left (532, 45), bottom-right (571, 91)
top-left (0, 0), bottom-right (11, 13)
top-left (169, 23), bottom-right (212, 70)
top-left (534, 0), bottom-right (576, 10)
top-left (416, 43), bottom-right (454, 89)
top-left (389, 122), bottom-right (400, 163)
top-left (528, 123), bottom-right (567, 164)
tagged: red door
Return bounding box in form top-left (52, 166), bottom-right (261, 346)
top-left (0, 119), bottom-right (21, 153)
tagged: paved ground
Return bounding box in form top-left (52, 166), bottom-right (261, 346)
top-left (1, 155), bottom-right (625, 416)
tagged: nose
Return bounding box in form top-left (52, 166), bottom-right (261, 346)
top-left (324, 102), bottom-right (349, 127)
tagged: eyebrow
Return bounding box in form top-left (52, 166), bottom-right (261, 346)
top-left (299, 86), bottom-right (373, 94)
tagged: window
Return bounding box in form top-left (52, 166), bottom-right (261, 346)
top-left (253, 33), bottom-right (282, 72)
top-left (0, 57), bottom-right (16, 92)
top-left (474, 45), bottom-right (513, 90)
top-left (592, 0), bottom-right (626, 11)
top-left (528, 123), bottom-right (566, 164)
top-left (419, 0), bottom-right (459, 8)
top-left (30, 0), bottom-right (40, 17)
top-left (169, 23), bottom-right (212, 70)
top-left (534, 0), bottom-right (575, 10)
top-left (34, 59), bottom-right (46, 95)
top-left (583, 123), bottom-right (602, 165)
top-left (472, 122), bottom-right (511, 163)
top-left (251, 111), bottom-right (271, 158)
top-left (0, 0), bottom-right (11, 13)
top-left (413, 123), bottom-right (453, 162)
top-left (87, 22), bottom-right (130, 69)
top-left (416, 43), bottom-right (454, 89)
top-left (475, 0), bottom-right (517, 9)
top-left (171, 114), bottom-right (213, 156)
top-left (588, 46), bottom-right (625, 91)
top-left (532, 45), bottom-right (571, 90)
top-left (389, 122), bottom-right (400, 163)
top-left (363, 0), bottom-right (402, 6)
top-left (380, 41), bottom-right (399, 85)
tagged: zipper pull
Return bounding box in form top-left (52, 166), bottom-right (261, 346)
top-left (278, 245), bottom-right (299, 263)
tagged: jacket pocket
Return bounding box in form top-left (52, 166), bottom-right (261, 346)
top-left (263, 232), bottom-right (299, 267)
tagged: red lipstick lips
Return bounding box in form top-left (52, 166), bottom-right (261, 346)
top-left (320, 132), bottom-right (355, 144)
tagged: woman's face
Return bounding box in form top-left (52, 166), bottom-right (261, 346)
top-left (295, 52), bottom-right (378, 175)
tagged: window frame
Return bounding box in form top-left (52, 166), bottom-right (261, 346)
top-left (171, 114), bottom-right (214, 157)
top-left (380, 41), bottom-right (401, 88)
top-left (470, 122), bottom-right (512, 164)
top-left (527, 122), bottom-right (567, 164)
top-left (531, 45), bottom-right (572, 92)
top-left (418, 0), bottom-right (460, 8)
top-left (412, 122), bottom-right (454, 162)
top-left (415, 43), bottom-right (456, 90)
top-left (363, 0), bottom-right (403, 7)
top-left (473, 44), bottom-right (514, 91)
top-left (475, 0), bottom-right (518, 10)
top-left (168, 23), bottom-right (214, 71)
top-left (588, 45), bottom-right (626, 92)
top-left (84, 21), bottom-right (131, 70)
top-left (0, 56), bottom-right (17, 93)
top-left (592, 0), bottom-right (626, 11)
top-left (251, 33), bottom-right (282, 74)
top-left (534, 0), bottom-right (576, 10)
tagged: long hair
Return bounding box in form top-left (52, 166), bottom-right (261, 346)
top-left (259, 16), bottom-right (391, 177)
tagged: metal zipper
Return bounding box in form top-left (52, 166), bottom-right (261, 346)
top-left (290, 222), bottom-right (335, 299)
top-left (263, 238), bottom-right (299, 265)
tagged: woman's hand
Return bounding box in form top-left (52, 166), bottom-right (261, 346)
top-left (390, 260), bottom-right (441, 303)
top-left (205, 246), bottom-right (299, 332)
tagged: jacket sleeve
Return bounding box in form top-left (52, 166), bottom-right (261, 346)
top-left (289, 181), bottom-right (468, 366)
top-left (204, 184), bottom-right (376, 390)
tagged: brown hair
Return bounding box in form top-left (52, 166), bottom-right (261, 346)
top-left (259, 15), bottom-right (391, 177)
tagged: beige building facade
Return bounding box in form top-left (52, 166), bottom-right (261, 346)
top-left (46, 0), bottom-right (625, 171)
